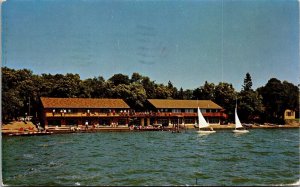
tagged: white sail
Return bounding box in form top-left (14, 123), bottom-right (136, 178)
top-left (235, 108), bottom-right (243, 129)
top-left (198, 107), bottom-right (209, 128)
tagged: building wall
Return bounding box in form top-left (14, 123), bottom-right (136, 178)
top-left (284, 109), bottom-right (295, 120)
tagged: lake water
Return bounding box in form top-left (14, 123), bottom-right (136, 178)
top-left (2, 129), bottom-right (300, 186)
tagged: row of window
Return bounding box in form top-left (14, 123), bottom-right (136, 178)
top-left (159, 109), bottom-right (219, 113)
top-left (48, 118), bottom-right (128, 126)
top-left (48, 117), bottom-right (217, 126)
top-left (51, 109), bottom-right (129, 114)
top-left (50, 108), bottom-right (220, 114)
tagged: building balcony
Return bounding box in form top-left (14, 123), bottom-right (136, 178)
top-left (130, 112), bottom-right (228, 118)
top-left (45, 112), bottom-right (130, 118)
top-left (45, 111), bottom-right (228, 119)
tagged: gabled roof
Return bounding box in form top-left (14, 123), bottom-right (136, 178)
top-left (40, 97), bottom-right (130, 109)
top-left (147, 99), bottom-right (222, 109)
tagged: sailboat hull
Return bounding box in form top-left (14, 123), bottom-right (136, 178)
top-left (232, 129), bottom-right (249, 133)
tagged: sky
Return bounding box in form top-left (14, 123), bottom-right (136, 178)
top-left (1, 0), bottom-right (299, 91)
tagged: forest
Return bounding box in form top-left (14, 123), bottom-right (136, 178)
top-left (2, 67), bottom-right (299, 124)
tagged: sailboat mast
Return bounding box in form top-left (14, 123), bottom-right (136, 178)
top-left (197, 99), bottom-right (200, 130)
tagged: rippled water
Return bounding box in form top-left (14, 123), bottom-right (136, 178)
top-left (2, 129), bottom-right (300, 186)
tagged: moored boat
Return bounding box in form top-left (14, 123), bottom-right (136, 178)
top-left (197, 107), bottom-right (216, 134)
top-left (232, 99), bottom-right (249, 133)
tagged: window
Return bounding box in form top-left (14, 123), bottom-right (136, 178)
top-left (209, 118), bottom-right (220, 124)
top-left (157, 119), bottom-right (168, 126)
top-left (185, 109), bottom-right (194, 113)
top-left (184, 118), bottom-right (196, 124)
top-left (172, 109), bottom-right (181, 113)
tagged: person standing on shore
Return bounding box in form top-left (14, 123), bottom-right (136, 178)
top-left (85, 121), bottom-right (89, 130)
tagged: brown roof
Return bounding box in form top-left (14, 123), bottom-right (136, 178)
top-left (40, 97), bottom-right (130, 109)
top-left (147, 99), bottom-right (222, 109)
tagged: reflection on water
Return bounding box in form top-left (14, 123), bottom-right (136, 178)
top-left (2, 129), bottom-right (300, 186)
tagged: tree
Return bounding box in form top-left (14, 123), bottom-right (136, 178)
top-left (50, 73), bottom-right (82, 98)
top-left (108, 73), bottom-right (130, 86)
top-left (178, 87), bottom-right (184, 99)
top-left (214, 82), bottom-right (237, 122)
top-left (282, 81), bottom-right (299, 111)
top-left (238, 73), bottom-right (263, 122)
top-left (131, 72), bottom-right (143, 83)
top-left (242, 72), bottom-right (253, 91)
top-left (155, 84), bottom-right (172, 99)
top-left (167, 80), bottom-right (178, 99)
top-left (82, 76), bottom-right (107, 98)
top-left (2, 90), bottom-right (23, 121)
top-left (257, 78), bottom-right (299, 123)
top-left (238, 90), bottom-right (263, 123)
top-left (2, 67), bottom-right (37, 120)
top-left (111, 83), bottom-right (147, 110)
top-left (141, 76), bottom-right (156, 98)
top-left (183, 89), bottom-right (193, 100)
top-left (192, 81), bottom-right (215, 100)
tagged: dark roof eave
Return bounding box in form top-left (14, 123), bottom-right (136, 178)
top-left (155, 107), bottom-right (222, 109)
top-left (44, 106), bottom-right (130, 109)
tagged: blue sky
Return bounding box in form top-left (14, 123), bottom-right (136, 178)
top-left (2, 0), bottom-right (299, 91)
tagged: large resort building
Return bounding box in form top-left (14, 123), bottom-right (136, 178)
top-left (40, 97), bottom-right (131, 129)
top-left (146, 99), bottom-right (228, 126)
top-left (40, 97), bottom-right (228, 129)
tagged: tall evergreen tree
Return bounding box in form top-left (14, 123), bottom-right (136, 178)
top-left (242, 72), bottom-right (253, 91)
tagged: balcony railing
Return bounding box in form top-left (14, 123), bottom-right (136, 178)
top-left (45, 111), bottom-right (228, 119)
top-left (45, 112), bottom-right (130, 117)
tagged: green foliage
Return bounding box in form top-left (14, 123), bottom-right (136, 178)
top-left (193, 81), bottom-right (215, 100)
top-left (2, 89), bottom-right (23, 121)
top-left (141, 76), bottom-right (156, 98)
top-left (108, 73), bottom-right (130, 86)
top-left (2, 67), bottom-right (299, 124)
top-left (238, 90), bottom-right (263, 123)
top-left (257, 78), bottom-right (299, 124)
top-left (155, 84), bottom-right (172, 99)
top-left (214, 82), bottom-right (237, 121)
top-left (82, 76), bottom-right (106, 98)
top-left (131, 72), bottom-right (143, 83)
top-left (238, 73), bottom-right (263, 122)
top-left (242, 72), bottom-right (253, 91)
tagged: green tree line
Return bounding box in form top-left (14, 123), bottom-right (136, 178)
top-left (2, 67), bottom-right (299, 124)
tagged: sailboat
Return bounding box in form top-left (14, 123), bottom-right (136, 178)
top-left (232, 103), bottom-right (249, 133)
top-left (197, 107), bottom-right (216, 134)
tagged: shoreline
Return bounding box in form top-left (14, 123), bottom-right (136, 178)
top-left (2, 122), bottom-right (299, 136)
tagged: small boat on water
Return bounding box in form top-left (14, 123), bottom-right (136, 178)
top-left (232, 100), bottom-right (249, 134)
top-left (197, 107), bottom-right (216, 134)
